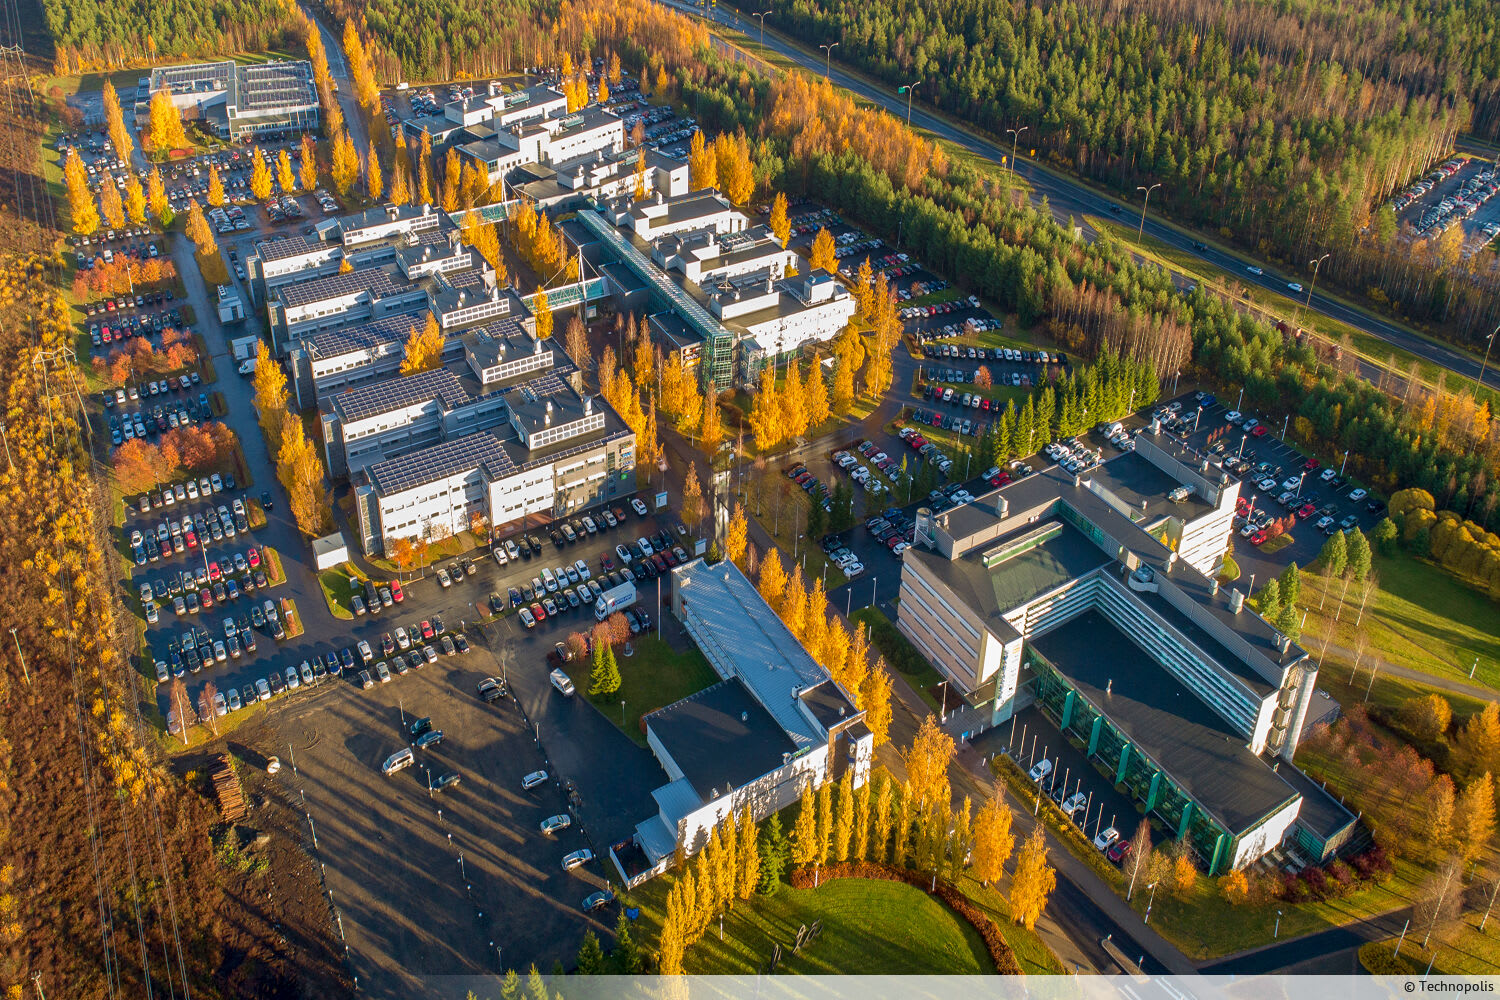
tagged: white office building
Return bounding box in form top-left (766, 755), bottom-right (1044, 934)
top-left (891, 426), bottom-right (1359, 873)
top-left (612, 559), bottom-right (873, 887)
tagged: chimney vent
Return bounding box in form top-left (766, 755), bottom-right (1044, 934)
top-left (1229, 588), bottom-right (1245, 613)
top-left (1210, 578), bottom-right (1220, 597)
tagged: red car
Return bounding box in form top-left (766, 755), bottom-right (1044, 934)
top-left (531, 602), bottom-right (546, 622)
top-left (1297, 503), bottom-right (1316, 519)
top-left (208, 560), bottom-right (222, 582)
top-left (247, 546), bottom-right (260, 568)
top-left (183, 530), bottom-right (197, 550)
top-left (199, 587), bottom-right (214, 610)
top-left (1250, 530), bottom-right (1268, 546)
top-left (390, 579), bottom-right (404, 603)
top-left (421, 619), bottom-right (435, 640)
top-left (1303, 457), bottom-right (1320, 471)
top-left (1250, 425), bottom-right (1269, 437)
top-left (1106, 838), bottom-right (1132, 865)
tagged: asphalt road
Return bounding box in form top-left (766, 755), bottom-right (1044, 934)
top-left (681, 0), bottom-right (1500, 394)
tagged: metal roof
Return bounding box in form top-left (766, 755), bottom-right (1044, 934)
top-left (302, 312), bottom-right (428, 361)
top-left (672, 558), bottom-right (846, 748)
top-left (1032, 609), bottom-right (1301, 835)
top-left (646, 678), bottom-right (799, 801)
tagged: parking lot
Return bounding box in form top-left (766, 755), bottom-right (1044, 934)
top-left (240, 635), bottom-right (653, 998)
top-left (1389, 154), bottom-right (1500, 256)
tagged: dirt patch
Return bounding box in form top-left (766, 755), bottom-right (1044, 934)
top-left (174, 741), bottom-right (355, 999)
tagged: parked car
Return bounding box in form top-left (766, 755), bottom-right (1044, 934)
top-left (382, 748), bottom-right (415, 775)
top-left (521, 770), bottom-right (549, 790)
top-left (540, 814), bottom-right (572, 835)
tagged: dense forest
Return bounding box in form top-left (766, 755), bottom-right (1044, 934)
top-left (317, 0), bottom-right (557, 82)
top-left (42, 0), bottom-right (300, 72)
top-left (748, 0), bottom-right (1500, 347)
top-left (567, 0), bottom-right (1500, 524)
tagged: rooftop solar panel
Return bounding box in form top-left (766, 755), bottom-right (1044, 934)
top-left (368, 433), bottom-right (517, 496)
top-left (332, 367), bottom-right (472, 423)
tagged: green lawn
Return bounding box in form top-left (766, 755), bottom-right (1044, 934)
top-left (1361, 913), bottom-right (1500, 975)
top-left (1258, 532), bottom-right (1294, 555)
top-left (629, 877), bottom-right (997, 974)
top-left (318, 566), bottom-right (357, 620)
top-left (1217, 554), bottom-right (1241, 582)
top-left (1137, 854), bottom-right (1426, 960)
top-left (1300, 552), bottom-right (1500, 690)
top-left (562, 635), bottom-right (719, 746)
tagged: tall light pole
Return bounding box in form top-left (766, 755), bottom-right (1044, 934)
top-left (818, 42), bottom-right (839, 79)
top-left (1136, 183), bottom-right (1162, 241)
top-left (898, 80), bottom-right (922, 126)
top-left (1006, 126), bottom-right (1028, 183)
top-left (1144, 881), bottom-right (1159, 924)
top-left (1478, 324), bottom-right (1498, 396)
top-left (1305, 252), bottom-right (1330, 312)
top-left (752, 8), bottom-right (770, 45)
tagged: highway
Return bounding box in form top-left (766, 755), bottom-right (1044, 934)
top-left (681, 0), bottom-right (1500, 393)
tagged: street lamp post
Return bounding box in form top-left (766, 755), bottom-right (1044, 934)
top-left (752, 8), bottom-right (770, 45)
top-left (1478, 325), bottom-right (1499, 396)
top-left (898, 81), bottom-right (922, 126)
top-left (818, 42), bottom-right (840, 79)
top-left (1006, 126), bottom-right (1028, 183)
top-left (1305, 253), bottom-right (1330, 312)
top-left (1136, 183), bottom-right (1162, 241)
top-left (1274, 910), bottom-right (1282, 938)
top-left (1144, 881), bottom-right (1159, 924)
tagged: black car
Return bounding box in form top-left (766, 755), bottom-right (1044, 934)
top-left (489, 593), bottom-right (505, 614)
top-left (477, 677), bottom-right (505, 703)
top-left (409, 716), bottom-right (432, 738)
top-left (431, 614), bottom-right (445, 634)
top-left (432, 771), bottom-right (462, 792)
top-left (259, 490), bottom-right (274, 512)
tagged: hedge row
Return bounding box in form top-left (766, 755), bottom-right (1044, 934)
top-left (787, 861), bottom-right (1024, 975)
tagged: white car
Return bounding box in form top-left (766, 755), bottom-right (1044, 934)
top-left (1246, 265), bottom-right (1264, 276)
top-left (375, 660), bottom-right (392, 683)
top-left (357, 639), bottom-right (373, 662)
top-left (562, 849), bottom-right (594, 871)
top-left (437, 568), bottom-right (452, 588)
top-left (522, 770), bottom-right (549, 791)
top-left (1094, 826), bottom-right (1120, 851)
top-left (1349, 488), bottom-right (1368, 502)
top-left (1320, 468), bottom-right (1337, 482)
top-left (540, 814), bottom-right (572, 835)
top-left (573, 558), bottom-right (592, 581)
top-left (550, 668), bottom-right (575, 696)
top-left (285, 665), bottom-right (300, 689)
top-left (1028, 758), bottom-right (1053, 783)
top-left (638, 536), bottom-right (655, 557)
top-left (1287, 282), bottom-right (1303, 293)
top-left (1224, 410), bottom-right (1242, 424)
top-left (395, 626), bottom-right (411, 650)
top-left (630, 498), bottom-right (648, 516)
top-left (382, 748), bottom-right (415, 775)
top-left (1282, 477), bottom-right (1301, 492)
